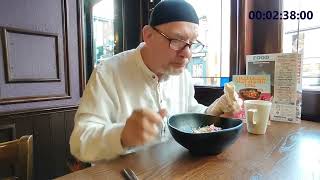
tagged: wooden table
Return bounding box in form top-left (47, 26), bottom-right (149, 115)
top-left (57, 121), bottom-right (320, 180)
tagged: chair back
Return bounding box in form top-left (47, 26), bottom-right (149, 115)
top-left (0, 135), bottom-right (33, 180)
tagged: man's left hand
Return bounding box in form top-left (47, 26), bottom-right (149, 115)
top-left (206, 82), bottom-right (243, 116)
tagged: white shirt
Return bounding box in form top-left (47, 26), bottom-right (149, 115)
top-left (70, 43), bottom-right (207, 162)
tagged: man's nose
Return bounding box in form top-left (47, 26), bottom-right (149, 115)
top-left (178, 45), bottom-right (192, 59)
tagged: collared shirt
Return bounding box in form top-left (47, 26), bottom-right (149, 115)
top-left (70, 43), bottom-right (207, 162)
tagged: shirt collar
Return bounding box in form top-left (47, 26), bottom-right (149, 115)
top-left (134, 43), bottom-right (166, 83)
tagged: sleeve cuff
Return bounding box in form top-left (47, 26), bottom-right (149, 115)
top-left (106, 124), bottom-right (127, 156)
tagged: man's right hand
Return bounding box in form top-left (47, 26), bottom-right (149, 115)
top-left (120, 108), bottom-right (167, 148)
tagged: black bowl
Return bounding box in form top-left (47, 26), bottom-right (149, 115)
top-left (167, 113), bottom-right (243, 155)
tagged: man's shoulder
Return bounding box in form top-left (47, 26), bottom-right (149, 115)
top-left (95, 48), bottom-right (138, 72)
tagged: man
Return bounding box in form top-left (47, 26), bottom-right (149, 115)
top-left (70, 0), bottom-right (241, 162)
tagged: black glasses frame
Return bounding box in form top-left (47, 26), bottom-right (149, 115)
top-left (152, 27), bottom-right (205, 53)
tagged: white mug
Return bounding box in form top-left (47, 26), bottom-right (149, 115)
top-left (244, 100), bottom-right (272, 134)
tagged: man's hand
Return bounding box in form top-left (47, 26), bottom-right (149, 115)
top-left (120, 108), bottom-right (167, 148)
top-left (207, 82), bottom-right (243, 116)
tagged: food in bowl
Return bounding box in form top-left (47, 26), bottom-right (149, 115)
top-left (192, 123), bottom-right (222, 133)
top-left (239, 88), bottom-right (261, 100)
top-left (168, 113), bottom-right (243, 155)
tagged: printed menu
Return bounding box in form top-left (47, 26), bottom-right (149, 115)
top-left (232, 75), bottom-right (271, 120)
top-left (246, 53), bottom-right (302, 123)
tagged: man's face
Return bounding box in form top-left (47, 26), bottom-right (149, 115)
top-left (149, 22), bottom-right (199, 76)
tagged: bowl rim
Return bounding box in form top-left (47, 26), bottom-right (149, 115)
top-left (167, 113), bottom-right (243, 135)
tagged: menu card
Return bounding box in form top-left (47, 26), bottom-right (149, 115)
top-left (246, 53), bottom-right (302, 123)
top-left (232, 75), bottom-right (271, 120)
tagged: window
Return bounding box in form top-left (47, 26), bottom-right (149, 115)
top-left (280, 0), bottom-right (320, 120)
top-left (92, 0), bottom-right (116, 64)
top-left (83, 0), bottom-right (124, 79)
top-left (282, 0), bottom-right (320, 90)
top-left (186, 0), bottom-right (231, 87)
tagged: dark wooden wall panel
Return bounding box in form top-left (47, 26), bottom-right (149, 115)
top-left (64, 110), bottom-right (77, 172)
top-left (0, 123), bottom-right (15, 141)
top-left (65, 110), bottom-right (76, 157)
top-left (2, 28), bottom-right (60, 82)
top-left (0, 0), bottom-right (82, 111)
top-left (51, 112), bottom-right (68, 177)
top-left (0, 108), bottom-right (77, 180)
top-left (33, 114), bottom-right (54, 179)
top-left (0, 121), bottom-right (16, 178)
top-left (0, 0), bottom-right (84, 179)
top-left (14, 116), bottom-right (33, 139)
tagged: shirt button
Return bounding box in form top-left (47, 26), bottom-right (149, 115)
top-left (152, 75), bottom-right (156, 79)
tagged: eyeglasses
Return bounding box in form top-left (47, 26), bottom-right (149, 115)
top-left (152, 27), bottom-right (205, 53)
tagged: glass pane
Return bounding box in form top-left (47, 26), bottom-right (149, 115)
top-left (186, 0), bottom-right (231, 87)
top-left (92, 0), bottom-right (115, 64)
top-left (299, 0), bottom-right (320, 29)
top-left (282, 0), bottom-right (320, 90)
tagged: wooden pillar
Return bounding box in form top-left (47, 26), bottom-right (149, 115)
top-left (236, 0), bottom-right (283, 74)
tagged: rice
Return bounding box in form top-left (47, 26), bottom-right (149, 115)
top-left (192, 123), bottom-right (222, 133)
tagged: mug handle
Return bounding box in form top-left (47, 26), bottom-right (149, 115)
top-left (247, 108), bottom-right (258, 125)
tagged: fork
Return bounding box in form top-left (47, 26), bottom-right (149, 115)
top-left (121, 168), bottom-right (139, 180)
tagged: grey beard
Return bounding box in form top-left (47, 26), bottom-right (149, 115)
top-left (160, 67), bottom-right (184, 82)
top-left (167, 66), bottom-right (184, 75)
top-left (160, 67), bottom-right (184, 81)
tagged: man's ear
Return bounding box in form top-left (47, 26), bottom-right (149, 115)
top-left (142, 25), bottom-right (153, 44)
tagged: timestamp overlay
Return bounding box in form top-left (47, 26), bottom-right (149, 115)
top-left (248, 10), bottom-right (314, 20)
